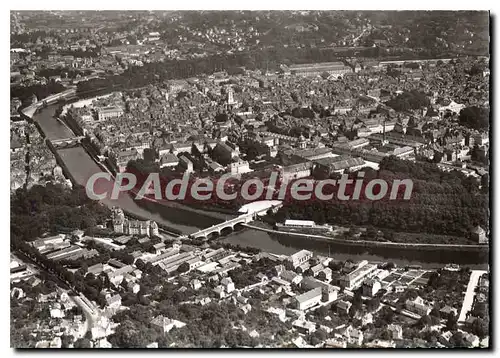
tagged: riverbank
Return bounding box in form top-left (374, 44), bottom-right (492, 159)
top-left (221, 227), bottom-right (489, 270)
top-left (243, 223), bottom-right (489, 251)
top-left (60, 92), bottom-right (119, 117)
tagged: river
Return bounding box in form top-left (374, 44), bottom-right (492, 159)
top-left (33, 104), bottom-right (489, 269)
top-left (35, 104), bottom-right (218, 234)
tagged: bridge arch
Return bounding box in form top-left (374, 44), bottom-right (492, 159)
top-left (220, 226), bottom-right (233, 236)
top-left (188, 205), bottom-right (281, 240)
top-left (234, 222), bottom-right (245, 231)
top-left (208, 232), bottom-right (219, 240)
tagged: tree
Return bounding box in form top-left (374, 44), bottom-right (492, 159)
top-left (135, 259), bottom-right (146, 270)
top-left (418, 314), bottom-right (432, 327)
top-left (471, 317), bottom-right (489, 339)
top-left (177, 262), bottom-right (190, 273)
top-left (386, 90), bottom-right (430, 112)
top-left (429, 307), bottom-right (441, 319)
top-left (383, 230), bottom-right (395, 241)
top-left (74, 338), bottom-right (92, 348)
top-left (459, 107), bottom-right (489, 130)
top-left (378, 306), bottom-right (394, 325)
top-left (446, 312), bottom-right (458, 331)
top-left (427, 272), bottom-right (441, 289)
top-left (108, 319), bottom-right (157, 348)
top-left (384, 262), bottom-right (396, 270)
top-left (352, 288), bottom-right (363, 309)
top-left (430, 314), bottom-right (441, 326)
top-left (61, 335), bottom-right (75, 348)
top-left (405, 289), bottom-right (419, 301)
top-left (310, 329), bottom-right (327, 346)
top-left (449, 332), bottom-right (468, 347)
top-left (379, 329), bottom-right (391, 340)
top-left (54, 106), bottom-right (63, 118)
top-left (432, 150), bottom-right (444, 163)
top-left (328, 260), bottom-right (343, 272)
top-left (366, 297), bottom-right (380, 312)
top-left (316, 306), bottom-right (329, 318)
top-left (365, 226), bottom-right (378, 238)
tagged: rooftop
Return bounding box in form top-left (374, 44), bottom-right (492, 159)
top-left (295, 287), bottom-right (322, 304)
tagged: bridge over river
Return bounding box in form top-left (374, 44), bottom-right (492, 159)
top-left (50, 136), bottom-right (85, 149)
top-left (188, 201), bottom-right (283, 240)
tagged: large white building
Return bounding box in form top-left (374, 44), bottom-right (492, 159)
top-left (294, 287), bottom-right (323, 310)
top-left (287, 250), bottom-right (313, 269)
top-left (405, 296), bottom-right (431, 316)
top-left (282, 62), bottom-right (352, 78)
top-left (230, 160), bottom-right (252, 175)
top-left (111, 207), bottom-right (159, 237)
top-left (339, 260), bottom-right (378, 291)
top-left (97, 106), bottom-right (123, 121)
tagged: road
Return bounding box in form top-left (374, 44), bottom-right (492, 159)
top-left (458, 269), bottom-right (487, 322)
top-left (72, 294), bottom-right (100, 335)
top-left (11, 248), bottom-right (101, 335)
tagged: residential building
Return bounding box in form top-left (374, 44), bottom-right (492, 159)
top-left (339, 261), bottom-right (378, 290)
top-left (336, 300), bottom-right (352, 314)
top-left (405, 296), bottom-right (431, 316)
top-left (292, 319), bottom-right (317, 334)
top-left (365, 340), bottom-right (396, 348)
top-left (221, 277), bottom-right (235, 293)
top-left (362, 279), bottom-right (381, 297)
top-left (287, 250), bottom-right (313, 269)
top-left (312, 155), bottom-right (366, 175)
top-left (300, 276), bottom-right (338, 302)
top-left (213, 285), bottom-right (226, 299)
top-left (283, 62), bottom-right (352, 77)
top-left (178, 155), bottom-right (194, 174)
top-left (347, 138), bottom-right (370, 150)
top-left (105, 294), bottom-right (122, 309)
top-left (325, 337), bottom-right (347, 348)
top-left (345, 326), bottom-right (364, 346)
top-left (230, 160), bottom-right (252, 175)
top-left (471, 225), bottom-right (488, 244)
top-left (213, 142), bottom-right (239, 163)
top-left (116, 148), bottom-right (140, 172)
top-left (170, 142), bottom-right (193, 156)
top-left (160, 153), bottom-right (179, 168)
top-left (277, 220), bottom-right (333, 234)
top-left (280, 270), bottom-right (303, 285)
top-left (127, 281), bottom-right (140, 294)
top-left (439, 306), bottom-right (458, 317)
top-left (473, 132), bottom-right (489, 146)
top-left (97, 106), bottom-right (123, 121)
top-left (388, 324), bottom-right (403, 340)
top-left (151, 315), bottom-right (186, 333)
top-left (294, 287), bottom-right (323, 310)
top-left (462, 332), bottom-right (480, 347)
top-left (190, 279), bottom-right (202, 290)
top-left (281, 162), bottom-right (312, 181)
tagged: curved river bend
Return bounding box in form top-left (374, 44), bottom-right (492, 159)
top-left (33, 104), bottom-right (489, 269)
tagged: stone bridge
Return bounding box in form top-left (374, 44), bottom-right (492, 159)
top-left (189, 202), bottom-right (282, 240)
top-left (21, 88), bottom-right (77, 118)
top-left (51, 136), bottom-right (85, 149)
